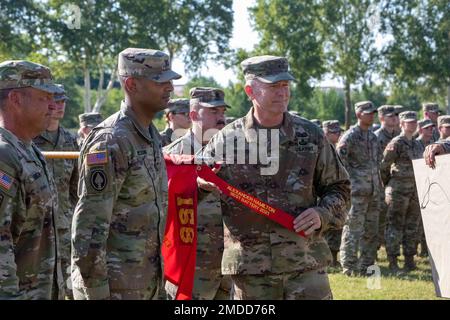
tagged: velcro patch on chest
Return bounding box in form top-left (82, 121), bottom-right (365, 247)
top-left (0, 170), bottom-right (14, 191)
top-left (86, 151), bottom-right (108, 166)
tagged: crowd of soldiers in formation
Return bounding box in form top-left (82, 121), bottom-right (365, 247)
top-left (0, 49), bottom-right (446, 301)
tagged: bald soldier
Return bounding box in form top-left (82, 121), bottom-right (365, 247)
top-left (33, 84), bottom-right (79, 298)
top-left (381, 111), bottom-right (424, 272)
top-left (201, 55), bottom-right (350, 300)
top-left (322, 120), bottom-right (344, 268)
top-left (71, 48), bottom-right (181, 300)
top-left (0, 60), bottom-right (64, 299)
top-left (160, 98), bottom-right (192, 147)
top-left (77, 112), bottom-right (104, 147)
top-left (337, 101), bottom-right (381, 276)
top-left (164, 87), bottom-right (230, 300)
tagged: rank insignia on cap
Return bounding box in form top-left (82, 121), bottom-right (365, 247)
top-left (0, 170), bottom-right (14, 190)
top-left (86, 151), bottom-right (108, 166)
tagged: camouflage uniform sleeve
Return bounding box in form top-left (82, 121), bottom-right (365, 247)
top-left (336, 133), bottom-right (350, 169)
top-left (441, 141), bottom-right (450, 153)
top-left (380, 140), bottom-right (398, 186)
top-left (314, 137), bottom-right (351, 233)
top-left (0, 156), bottom-right (25, 299)
top-left (69, 138), bottom-right (80, 208)
top-left (71, 133), bottom-right (128, 300)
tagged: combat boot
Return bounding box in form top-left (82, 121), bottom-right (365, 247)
top-left (404, 255), bottom-right (417, 272)
top-left (388, 255), bottom-right (400, 273)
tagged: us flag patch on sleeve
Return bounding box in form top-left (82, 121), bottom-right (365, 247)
top-left (86, 151), bottom-right (108, 166)
top-left (0, 170), bottom-right (14, 190)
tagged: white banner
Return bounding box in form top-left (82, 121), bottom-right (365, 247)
top-left (413, 154), bottom-right (450, 298)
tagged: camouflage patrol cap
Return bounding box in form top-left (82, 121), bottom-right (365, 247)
top-left (418, 119), bottom-right (434, 129)
top-left (54, 84), bottom-right (68, 101)
top-left (393, 105), bottom-right (404, 114)
top-left (79, 112), bottom-right (104, 128)
top-left (165, 98), bottom-right (190, 114)
top-left (438, 115), bottom-right (450, 127)
top-left (422, 102), bottom-right (440, 113)
top-left (189, 87), bottom-right (230, 108)
top-left (241, 55), bottom-right (296, 83)
top-left (377, 105), bottom-right (397, 116)
top-left (399, 111), bottom-right (418, 122)
top-left (118, 48), bottom-right (181, 83)
top-left (355, 101), bottom-right (377, 114)
top-left (0, 60), bottom-right (62, 94)
top-left (310, 119), bottom-right (322, 127)
top-left (322, 120), bottom-right (341, 133)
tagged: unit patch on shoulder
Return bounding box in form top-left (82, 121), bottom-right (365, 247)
top-left (0, 170), bottom-right (14, 191)
top-left (86, 151), bottom-right (108, 166)
top-left (90, 169), bottom-right (108, 191)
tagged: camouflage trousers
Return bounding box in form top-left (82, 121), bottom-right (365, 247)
top-left (385, 181), bottom-right (420, 257)
top-left (340, 194), bottom-right (379, 272)
top-left (416, 216), bottom-right (428, 254)
top-left (325, 229), bottom-right (342, 252)
top-left (58, 228), bottom-right (72, 299)
top-left (110, 281), bottom-right (160, 300)
top-left (110, 288), bottom-right (158, 300)
top-left (231, 268), bottom-right (332, 300)
top-left (192, 274), bottom-right (232, 300)
top-left (165, 275), bottom-right (231, 300)
top-left (378, 190), bottom-right (387, 247)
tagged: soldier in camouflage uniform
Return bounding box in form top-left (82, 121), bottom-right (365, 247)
top-left (337, 101), bottom-right (381, 276)
top-left (381, 111), bottom-right (423, 272)
top-left (415, 119), bottom-right (435, 258)
top-left (322, 120), bottom-right (344, 268)
top-left (374, 105), bottom-right (401, 250)
top-left (159, 98), bottom-right (191, 147)
top-left (33, 85), bottom-right (79, 299)
top-left (422, 103), bottom-right (441, 142)
top-left (436, 115), bottom-right (450, 141)
top-left (0, 60), bottom-right (64, 299)
top-left (71, 48), bottom-right (181, 300)
top-left (424, 140), bottom-right (450, 167)
top-left (201, 56), bottom-right (351, 300)
top-left (416, 119), bottom-right (435, 150)
top-left (77, 112), bottom-right (103, 147)
top-left (164, 87), bottom-right (230, 300)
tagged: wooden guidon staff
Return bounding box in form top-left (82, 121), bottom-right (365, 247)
top-left (41, 151), bottom-right (80, 159)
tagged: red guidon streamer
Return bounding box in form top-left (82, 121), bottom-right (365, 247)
top-left (162, 155), bottom-right (198, 300)
top-left (196, 165), bottom-right (306, 238)
top-left (162, 154), bottom-right (306, 300)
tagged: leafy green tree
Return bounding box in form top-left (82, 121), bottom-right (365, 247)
top-left (381, 0), bottom-right (450, 113)
top-left (319, 0), bottom-right (378, 128)
top-left (249, 0), bottom-right (326, 104)
top-left (182, 76), bottom-right (221, 97)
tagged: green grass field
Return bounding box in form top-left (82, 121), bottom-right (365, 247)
top-left (328, 247), bottom-right (443, 300)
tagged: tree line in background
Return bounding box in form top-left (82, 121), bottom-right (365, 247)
top-left (1, 0), bottom-right (448, 130)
